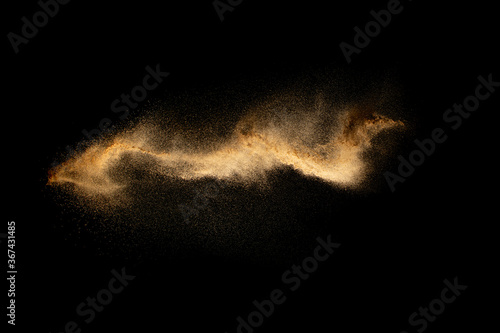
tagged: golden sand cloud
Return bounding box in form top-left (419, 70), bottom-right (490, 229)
top-left (47, 102), bottom-right (404, 201)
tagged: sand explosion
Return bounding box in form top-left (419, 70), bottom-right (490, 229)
top-left (47, 98), bottom-right (404, 203)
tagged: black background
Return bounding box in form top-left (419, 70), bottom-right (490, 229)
top-left (4, 0), bottom-right (498, 332)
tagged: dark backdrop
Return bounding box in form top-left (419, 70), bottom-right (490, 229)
top-left (4, 0), bottom-right (497, 332)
